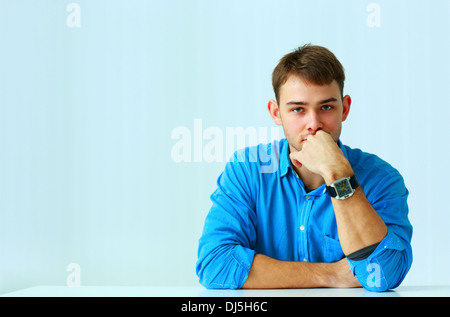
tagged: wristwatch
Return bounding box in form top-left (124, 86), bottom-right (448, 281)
top-left (325, 175), bottom-right (359, 199)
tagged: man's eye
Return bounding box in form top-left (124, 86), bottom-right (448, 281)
top-left (322, 105), bottom-right (332, 111)
top-left (293, 108), bottom-right (303, 113)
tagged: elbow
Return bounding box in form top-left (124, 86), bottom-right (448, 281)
top-left (196, 264), bottom-right (212, 289)
top-left (354, 263), bottom-right (394, 292)
top-left (196, 244), bottom-right (255, 290)
top-left (353, 248), bottom-right (412, 292)
top-left (196, 260), bottom-right (242, 290)
top-left (196, 259), bottom-right (233, 290)
top-left (196, 256), bottom-right (224, 289)
top-left (360, 272), bottom-right (390, 292)
top-left (197, 272), bottom-right (222, 290)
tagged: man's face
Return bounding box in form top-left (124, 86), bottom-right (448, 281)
top-left (269, 74), bottom-right (351, 152)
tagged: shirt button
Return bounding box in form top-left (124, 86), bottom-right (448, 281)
top-left (303, 258), bottom-right (308, 262)
top-left (300, 225), bottom-right (305, 231)
top-left (305, 195), bottom-right (311, 200)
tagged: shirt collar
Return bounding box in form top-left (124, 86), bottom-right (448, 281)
top-left (279, 140), bottom-right (291, 178)
top-left (280, 138), bottom-right (347, 178)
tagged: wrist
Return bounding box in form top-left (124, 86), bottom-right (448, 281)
top-left (316, 261), bottom-right (344, 288)
top-left (323, 163), bottom-right (354, 185)
top-left (327, 259), bottom-right (361, 288)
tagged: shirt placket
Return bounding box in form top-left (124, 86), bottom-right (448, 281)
top-left (298, 193), bottom-right (314, 263)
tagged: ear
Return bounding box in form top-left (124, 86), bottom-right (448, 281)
top-left (268, 99), bottom-right (282, 126)
top-left (341, 95), bottom-right (351, 122)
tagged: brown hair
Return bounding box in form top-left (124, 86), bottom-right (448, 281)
top-left (272, 44), bottom-right (345, 103)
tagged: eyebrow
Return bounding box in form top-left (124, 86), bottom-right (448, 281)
top-left (286, 97), bottom-right (338, 106)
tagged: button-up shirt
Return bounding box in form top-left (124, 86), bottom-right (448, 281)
top-left (196, 138), bottom-right (413, 292)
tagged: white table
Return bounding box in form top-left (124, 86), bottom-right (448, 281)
top-left (2, 285), bottom-right (449, 297)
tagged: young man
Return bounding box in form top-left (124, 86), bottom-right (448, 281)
top-left (196, 44), bottom-right (413, 292)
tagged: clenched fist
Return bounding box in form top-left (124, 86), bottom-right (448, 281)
top-left (289, 130), bottom-right (353, 184)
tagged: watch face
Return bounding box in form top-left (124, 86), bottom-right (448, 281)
top-left (335, 178), bottom-right (353, 197)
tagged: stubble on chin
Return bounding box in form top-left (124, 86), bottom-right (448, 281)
top-left (288, 141), bottom-right (302, 154)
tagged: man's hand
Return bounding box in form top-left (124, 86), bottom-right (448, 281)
top-left (290, 133), bottom-right (388, 257)
top-left (289, 130), bottom-right (353, 184)
top-left (242, 254), bottom-right (361, 289)
top-left (329, 258), bottom-right (361, 288)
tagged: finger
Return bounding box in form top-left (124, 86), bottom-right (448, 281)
top-left (289, 153), bottom-right (302, 168)
top-left (292, 159), bottom-right (302, 169)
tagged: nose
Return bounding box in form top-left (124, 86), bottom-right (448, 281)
top-left (306, 111), bottom-right (323, 134)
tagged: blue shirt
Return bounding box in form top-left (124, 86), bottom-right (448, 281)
top-left (196, 138), bottom-right (413, 292)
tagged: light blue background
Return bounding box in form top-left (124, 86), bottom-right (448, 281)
top-left (1, 0), bottom-right (449, 293)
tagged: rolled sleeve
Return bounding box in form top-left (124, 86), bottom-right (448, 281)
top-left (347, 226), bottom-right (413, 292)
top-left (196, 243), bottom-right (255, 289)
top-left (346, 170), bottom-right (413, 292)
top-left (196, 151), bottom-right (257, 289)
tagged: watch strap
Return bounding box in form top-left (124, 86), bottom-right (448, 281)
top-left (325, 184), bottom-right (338, 197)
top-left (349, 174), bottom-right (359, 189)
top-left (326, 175), bottom-right (359, 198)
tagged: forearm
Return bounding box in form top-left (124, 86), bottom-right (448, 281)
top-left (242, 254), bottom-right (360, 289)
top-left (330, 187), bottom-right (387, 255)
top-left (294, 132), bottom-right (388, 256)
top-left (324, 166), bottom-right (388, 256)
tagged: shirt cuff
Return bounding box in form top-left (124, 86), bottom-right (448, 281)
top-left (232, 245), bottom-right (256, 288)
top-left (346, 227), bottom-right (409, 292)
top-left (198, 244), bottom-right (256, 290)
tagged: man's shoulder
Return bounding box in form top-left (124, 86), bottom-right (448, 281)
top-left (342, 142), bottom-right (403, 181)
